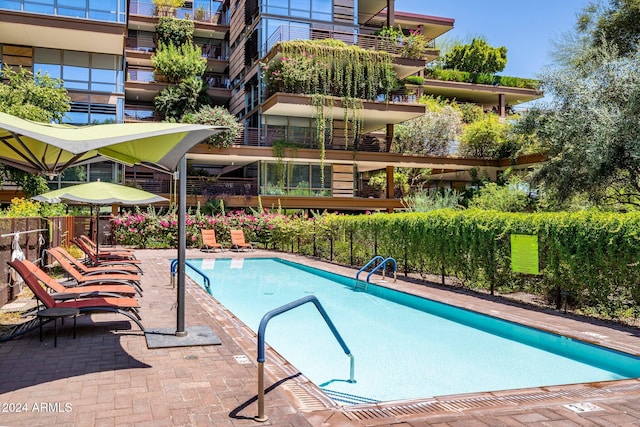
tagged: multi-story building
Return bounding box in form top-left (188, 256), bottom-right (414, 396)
top-left (0, 0), bottom-right (542, 211)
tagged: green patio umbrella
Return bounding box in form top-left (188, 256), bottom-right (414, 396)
top-left (0, 112), bottom-right (218, 176)
top-left (32, 181), bottom-right (169, 253)
top-left (0, 112), bottom-right (226, 341)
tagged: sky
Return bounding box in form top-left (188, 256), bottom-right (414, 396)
top-left (394, 0), bottom-right (593, 79)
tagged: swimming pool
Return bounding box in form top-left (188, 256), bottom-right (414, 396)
top-left (187, 257), bottom-right (640, 404)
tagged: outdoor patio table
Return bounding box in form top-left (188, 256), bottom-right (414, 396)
top-left (37, 307), bottom-right (79, 347)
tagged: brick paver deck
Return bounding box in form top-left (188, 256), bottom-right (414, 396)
top-left (1, 249), bottom-right (639, 426)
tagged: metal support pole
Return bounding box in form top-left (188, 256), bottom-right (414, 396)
top-left (176, 155), bottom-right (187, 337)
top-left (255, 362), bottom-right (268, 422)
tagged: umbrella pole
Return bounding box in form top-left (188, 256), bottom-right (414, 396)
top-left (94, 205), bottom-right (100, 255)
top-left (176, 155), bottom-right (187, 337)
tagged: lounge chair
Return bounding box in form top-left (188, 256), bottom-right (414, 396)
top-left (46, 249), bottom-right (143, 295)
top-left (201, 229), bottom-right (223, 252)
top-left (19, 259), bottom-right (137, 299)
top-left (230, 229), bottom-right (253, 252)
top-left (9, 259), bottom-right (144, 331)
top-left (73, 238), bottom-right (143, 274)
top-left (50, 246), bottom-right (141, 276)
top-left (78, 234), bottom-right (136, 259)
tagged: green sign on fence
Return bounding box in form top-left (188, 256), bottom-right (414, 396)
top-left (510, 234), bottom-right (539, 275)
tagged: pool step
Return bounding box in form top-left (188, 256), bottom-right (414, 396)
top-left (323, 389), bottom-right (380, 405)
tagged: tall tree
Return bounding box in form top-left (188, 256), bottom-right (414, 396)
top-left (515, 46), bottom-right (640, 207)
top-left (578, 0), bottom-right (640, 58)
top-left (442, 38), bottom-right (507, 75)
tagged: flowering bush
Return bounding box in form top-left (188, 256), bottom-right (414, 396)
top-left (110, 209), bottom-right (290, 249)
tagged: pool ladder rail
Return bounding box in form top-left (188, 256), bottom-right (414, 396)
top-left (170, 259), bottom-right (211, 290)
top-left (255, 295), bottom-right (355, 422)
top-left (355, 256), bottom-right (397, 291)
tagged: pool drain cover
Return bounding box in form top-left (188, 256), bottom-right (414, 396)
top-left (563, 402), bottom-right (605, 413)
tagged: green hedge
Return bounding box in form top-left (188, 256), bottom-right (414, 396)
top-left (424, 68), bottom-right (540, 90)
top-left (267, 210), bottom-right (640, 318)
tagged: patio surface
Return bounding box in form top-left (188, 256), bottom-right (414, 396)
top-left (1, 248), bottom-right (639, 426)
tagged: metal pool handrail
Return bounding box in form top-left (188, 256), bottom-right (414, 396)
top-left (170, 259), bottom-right (211, 289)
top-left (255, 295), bottom-right (355, 422)
top-left (355, 255), bottom-right (384, 281)
top-left (366, 257), bottom-right (397, 283)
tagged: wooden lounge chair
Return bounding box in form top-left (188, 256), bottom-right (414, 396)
top-left (19, 259), bottom-right (137, 299)
top-left (46, 249), bottom-right (143, 295)
top-left (9, 259), bottom-right (144, 331)
top-left (230, 229), bottom-right (253, 252)
top-left (50, 246), bottom-right (141, 276)
top-left (201, 229), bottom-right (223, 252)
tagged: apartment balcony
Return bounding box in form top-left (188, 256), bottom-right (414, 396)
top-left (0, 6), bottom-right (125, 55)
top-left (124, 106), bottom-right (161, 123)
top-left (124, 176), bottom-right (404, 211)
top-left (264, 25), bottom-right (437, 79)
top-left (261, 93), bottom-right (425, 134)
top-left (128, 0), bottom-right (228, 39)
top-left (415, 79), bottom-right (543, 109)
top-left (125, 45), bottom-right (228, 72)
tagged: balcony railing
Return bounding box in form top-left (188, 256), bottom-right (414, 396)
top-left (231, 127), bottom-right (388, 153)
top-left (264, 25), bottom-right (433, 60)
top-left (129, 0), bottom-right (226, 25)
top-left (125, 177), bottom-right (258, 196)
top-left (127, 68), bottom-right (155, 83)
top-left (0, 0), bottom-right (126, 23)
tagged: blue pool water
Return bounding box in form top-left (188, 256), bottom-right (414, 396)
top-left (187, 258), bottom-right (640, 404)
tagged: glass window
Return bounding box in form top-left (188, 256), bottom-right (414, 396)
top-left (63, 65), bottom-right (89, 81)
top-left (0, 1), bottom-right (22, 11)
top-left (60, 165), bottom-right (87, 182)
top-left (34, 48), bottom-right (60, 64)
top-left (92, 68), bottom-right (117, 83)
top-left (63, 111), bottom-right (89, 124)
top-left (90, 82), bottom-right (116, 92)
top-left (311, 165), bottom-right (332, 189)
top-left (89, 10), bottom-right (117, 21)
top-left (89, 0), bottom-right (116, 10)
top-left (23, 2), bottom-right (54, 14)
top-left (34, 63), bottom-right (61, 79)
top-left (58, 0), bottom-right (84, 7)
top-left (89, 113), bottom-right (116, 124)
top-left (64, 51), bottom-right (89, 67)
top-left (58, 7), bottom-right (85, 18)
top-left (89, 162), bottom-right (114, 182)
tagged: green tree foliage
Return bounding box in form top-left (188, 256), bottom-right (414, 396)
top-left (458, 115), bottom-right (515, 158)
top-left (182, 105), bottom-right (242, 148)
top-left (0, 67), bottom-right (71, 197)
top-left (442, 38), bottom-right (507, 74)
top-left (154, 76), bottom-right (210, 120)
top-left (156, 15), bottom-right (193, 46)
top-left (469, 176), bottom-right (531, 212)
top-left (152, 42), bottom-right (206, 83)
top-left (515, 46), bottom-right (640, 208)
top-left (394, 106), bottom-right (462, 155)
top-left (577, 0), bottom-right (640, 58)
top-left (0, 67), bottom-right (70, 122)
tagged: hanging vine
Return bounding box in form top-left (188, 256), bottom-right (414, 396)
top-left (261, 39), bottom-right (396, 185)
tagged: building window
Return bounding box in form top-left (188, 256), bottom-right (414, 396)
top-left (34, 48), bottom-right (123, 93)
top-left (1, 0), bottom-right (126, 22)
top-left (262, 161), bottom-right (331, 196)
top-left (260, 0), bottom-right (332, 21)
